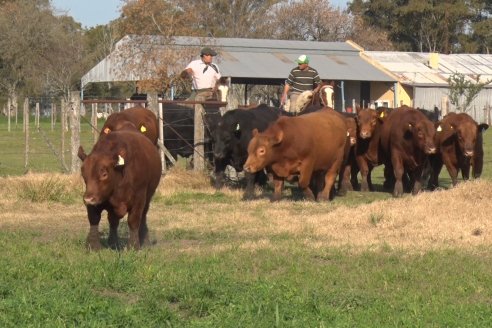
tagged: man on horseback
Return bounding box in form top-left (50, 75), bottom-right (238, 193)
top-left (181, 47), bottom-right (221, 101)
top-left (280, 54), bottom-right (321, 113)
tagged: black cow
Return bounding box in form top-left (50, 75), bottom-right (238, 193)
top-left (211, 104), bottom-right (280, 199)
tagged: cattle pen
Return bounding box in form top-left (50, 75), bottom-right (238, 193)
top-left (0, 91), bottom-right (226, 176)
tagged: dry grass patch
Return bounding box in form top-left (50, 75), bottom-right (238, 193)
top-left (1, 171), bottom-right (492, 254)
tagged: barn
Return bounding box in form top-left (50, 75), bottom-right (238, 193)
top-left (81, 35), bottom-right (397, 111)
top-left (363, 51), bottom-right (492, 123)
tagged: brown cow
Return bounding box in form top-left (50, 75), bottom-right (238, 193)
top-left (354, 107), bottom-right (387, 191)
top-left (78, 130), bottom-right (162, 250)
top-left (101, 106), bottom-right (159, 145)
top-left (243, 109), bottom-right (347, 201)
top-left (380, 107), bottom-right (437, 197)
top-left (429, 112), bottom-right (488, 188)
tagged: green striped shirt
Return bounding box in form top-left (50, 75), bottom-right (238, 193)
top-left (286, 66), bottom-right (321, 93)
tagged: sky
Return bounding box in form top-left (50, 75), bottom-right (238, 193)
top-left (51, 0), bottom-right (122, 28)
top-left (51, 0), bottom-right (349, 29)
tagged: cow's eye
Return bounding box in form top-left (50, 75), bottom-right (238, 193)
top-left (100, 168), bottom-right (109, 180)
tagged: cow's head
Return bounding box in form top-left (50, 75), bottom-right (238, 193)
top-left (243, 127), bottom-right (283, 173)
top-left (447, 114), bottom-right (489, 158)
top-left (407, 119), bottom-right (436, 155)
top-left (212, 112), bottom-right (244, 160)
top-left (78, 145), bottom-right (126, 206)
top-left (356, 108), bottom-right (380, 139)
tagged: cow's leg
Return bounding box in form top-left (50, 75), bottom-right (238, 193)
top-left (298, 168), bottom-right (316, 201)
top-left (410, 168), bottom-right (424, 195)
top-left (318, 169), bottom-right (338, 201)
top-left (127, 201), bottom-right (145, 250)
top-left (428, 154), bottom-right (442, 190)
top-left (107, 210), bottom-right (120, 250)
top-left (357, 158), bottom-right (370, 192)
top-left (139, 202), bottom-right (151, 247)
top-left (391, 154), bottom-right (404, 197)
top-left (443, 156), bottom-right (459, 186)
top-left (271, 175), bottom-right (284, 202)
top-left (461, 158), bottom-right (471, 181)
top-left (213, 158), bottom-right (228, 189)
top-left (243, 172), bottom-right (256, 200)
top-left (337, 163), bottom-right (351, 196)
top-left (350, 163), bottom-right (360, 191)
top-left (86, 205), bottom-right (103, 251)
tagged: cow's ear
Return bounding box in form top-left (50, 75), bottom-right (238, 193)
top-left (252, 128), bottom-right (259, 137)
top-left (479, 123), bottom-right (489, 133)
top-left (272, 129), bottom-right (283, 145)
top-left (114, 150), bottom-right (127, 167)
top-left (77, 146), bottom-right (87, 161)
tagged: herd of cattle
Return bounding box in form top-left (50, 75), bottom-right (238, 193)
top-left (76, 103), bottom-right (488, 250)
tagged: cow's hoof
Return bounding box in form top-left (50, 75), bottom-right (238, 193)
top-left (86, 240), bottom-right (102, 251)
top-left (242, 193), bottom-right (255, 201)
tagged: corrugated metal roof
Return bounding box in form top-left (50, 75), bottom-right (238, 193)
top-left (365, 51), bottom-right (492, 87)
top-left (81, 35), bottom-right (395, 87)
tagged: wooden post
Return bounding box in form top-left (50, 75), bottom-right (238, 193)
top-left (61, 99), bottom-right (66, 169)
top-left (193, 98), bottom-right (205, 171)
top-left (158, 102), bottom-right (166, 174)
top-left (7, 98), bottom-right (10, 132)
top-left (147, 91), bottom-right (158, 117)
top-left (92, 103), bottom-right (98, 144)
top-left (69, 92), bottom-right (81, 173)
top-left (51, 103), bottom-right (56, 131)
top-left (35, 102), bottom-right (40, 128)
top-left (23, 98), bottom-right (29, 170)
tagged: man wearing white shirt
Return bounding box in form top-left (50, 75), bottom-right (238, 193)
top-left (181, 47), bottom-right (221, 101)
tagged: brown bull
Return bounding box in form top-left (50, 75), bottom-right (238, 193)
top-left (101, 106), bottom-right (159, 145)
top-left (243, 109), bottom-right (347, 201)
top-left (430, 112), bottom-right (488, 188)
top-left (380, 107), bottom-right (437, 197)
top-left (78, 130), bottom-right (161, 250)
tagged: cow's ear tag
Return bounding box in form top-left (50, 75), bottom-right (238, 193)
top-left (117, 155), bottom-right (125, 166)
top-left (437, 125), bottom-right (442, 132)
top-left (379, 111), bottom-right (385, 118)
top-left (104, 127), bottom-right (111, 134)
top-left (140, 125), bottom-right (147, 133)
top-left (346, 131), bottom-right (350, 136)
top-left (235, 123), bottom-right (240, 131)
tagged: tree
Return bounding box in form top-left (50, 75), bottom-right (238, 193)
top-left (269, 0), bottom-right (353, 41)
top-left (448, 73), bottom-right (491, 112)
top-left (347, 0), bottom-right (473, 53)
top-left (0, 0), bottom-right (55, 111)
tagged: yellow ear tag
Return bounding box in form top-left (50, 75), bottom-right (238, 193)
top-left (346, 131), bottom-right (350, 136)
top-left (379, 112), bottom-right (385, 118)
top-left (104, 127), bottom-right (111, 134)
top-left (117, 155), bottom-right (125, 166)
top-left (140, 125), bottom-right (147, 133)
top-left (236, 123), bottom-right (240, 131)
top-left (437, 125), bottom-right (442, 132)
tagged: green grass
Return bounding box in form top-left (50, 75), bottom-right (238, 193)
top-left (0, 115), bottom-right (101, 176)
top-left (1, 231), bottom-right (492, 327)
top-left (2, 114), bottom-right (492, 326)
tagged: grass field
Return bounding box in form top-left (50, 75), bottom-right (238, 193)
top-left (1, 114), bottom-right (492, 327)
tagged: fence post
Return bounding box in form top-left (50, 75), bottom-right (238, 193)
top-left (35, 102), bottom-right (40, 128)
top-left (92, 103), bottom-right (98, 144)
top-left (23, 98), bottom-right (29, 170)
top-left (69, 92), bottom-right (81, 173)
top-left (158, 101), bottom-right (166, 174)
top-left (61, 99), bottom-right (66, 169)
top-left (193, 98), bottom-right (205, 171)
top-left (7, 99), bottom-right (10, 132)
top-left (51, 103), bottom-right (56, 131)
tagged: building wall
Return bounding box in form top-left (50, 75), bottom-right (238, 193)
top-left (414, 87), bottom-right (491, 123)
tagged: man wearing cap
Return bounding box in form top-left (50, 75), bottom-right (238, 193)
top-left (280, 54), bottom-right (321, 112)
top-left (181, 47), bottom-right (221, 101)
